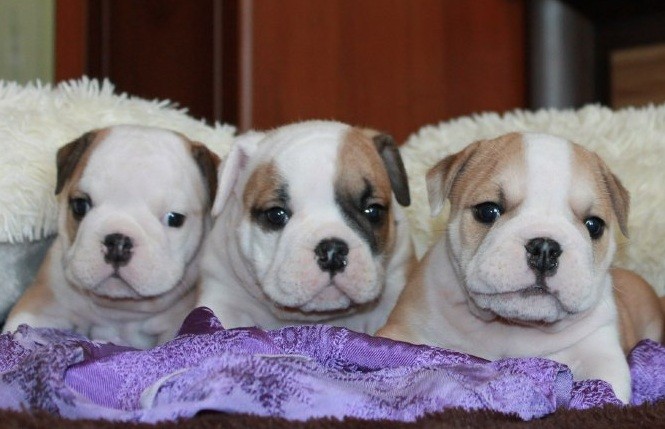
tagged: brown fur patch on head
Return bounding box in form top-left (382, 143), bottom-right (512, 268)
top-left (570, 143), bottom-right (630, 260)
top-left (335, 128), bottom-right (396, 254)
top-left (428, 133), bottom-right (527, 213)
top-left (427, 133), bottom-right (527, 251)
top-left (57, 129), bottom-right (109, 242)
top-left (188, 140), bottom-right (221, 207)
top-left (242, 161), bottom-right (289, 231)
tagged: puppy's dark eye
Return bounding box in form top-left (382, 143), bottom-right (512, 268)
top-left (264, 207), bottom-right (290, 228)
top-left (473, 202), bottom-right (503, 225)
top-left (164, 212), bottom-right (186, 228)
top-left (364, 204), bottom-right (386, 224)
top-left (69, 197), bottom-right (92, 220)
top-left (584, 216), bottom-right (605, 239)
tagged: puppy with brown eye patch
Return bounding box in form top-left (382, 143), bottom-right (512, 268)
top-left (378, 132), bottom-right (665, 404)
top-left (197, 120), bottom-right (414, 334)
top-left (3, 125), bottom-right (220, 349)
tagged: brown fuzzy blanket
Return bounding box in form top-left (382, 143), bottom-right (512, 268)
top-left (2, 400), bottom-right (664, 429)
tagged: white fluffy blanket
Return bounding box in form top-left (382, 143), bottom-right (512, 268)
top-left (401, 105), bottom-right (665, 294)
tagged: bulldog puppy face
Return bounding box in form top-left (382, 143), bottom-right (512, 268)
top-left (56, 125), bottom-right (219, 303)
top-left (427, 132), bottom-right (629, 325)
top-left (214, 121), bottom-right (409, 318)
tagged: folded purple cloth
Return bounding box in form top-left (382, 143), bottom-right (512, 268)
top-left (0, 307), bottom-right (662, 423)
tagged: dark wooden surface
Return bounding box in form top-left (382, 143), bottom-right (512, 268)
top-left (55, 0), bottom-right (527, 142)
top-left (248, 0), bottom-right (525, 141)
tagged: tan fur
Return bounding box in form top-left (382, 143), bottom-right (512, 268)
top-left (59, 129), bottom-right (108, 242)
top-left (5, 253), bottom-right (56, 323)
top-left (337, 129), bottom-right (395, 252)
top-left (613, 267), bottom-right (664, 353)
top-left (188, 140), bottom-right (222, 205)
top-left (426, 133), bottom-right (525, 216)
top-left (242, 161), bottom-right (281, 211)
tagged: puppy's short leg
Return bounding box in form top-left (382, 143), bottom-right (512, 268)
top-left (613, 267), bottom-right (664, 352)
top-left (4, 281), bottom-right (74, 333)
top-left (552, 324), bottom-right (631, 403)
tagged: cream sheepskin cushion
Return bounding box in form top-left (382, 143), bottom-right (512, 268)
top-left (0, 78), bottom-right (234, 320)
top-left (401, 105), bottom-right (665, 295)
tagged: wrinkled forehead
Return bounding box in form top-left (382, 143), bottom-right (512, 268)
top-left (448, 133), bottom-right (528, 204)
top-left (251, 125), bottom-right (347, 182)
top-left (79, 127), bottom-right (201, 196)
top-left (242, 125), bottom-right (392, 209)
top-left (568, 141), bottom-right (613, 214)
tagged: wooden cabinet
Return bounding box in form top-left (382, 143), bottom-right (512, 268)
top-left (56, 0), bottom-right (526, 142)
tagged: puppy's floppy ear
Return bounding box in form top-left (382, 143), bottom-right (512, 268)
top-left (212, 131), bottom-right (265, 217)
top-left (426, 141), bottom-right (480, 217)
top-left (595, 154), bottom-right (630, 237)
top-left (189, 142), bottom-right (221, 207)
top-left (367, 131), bottom-right (410, 206)
top-left (55, 130), bottom-right (98, 195)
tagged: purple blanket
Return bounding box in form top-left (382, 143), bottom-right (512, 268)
top-left (0, 307), bottom-right (663, 423)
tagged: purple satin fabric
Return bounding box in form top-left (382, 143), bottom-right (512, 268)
top-left (0, 307), bottom-right (662, 423)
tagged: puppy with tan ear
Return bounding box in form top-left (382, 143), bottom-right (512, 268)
top-left (378, 132), bottom-right (664, 403)
top-left (197, 120), bottom-right (413, 333)
top-left (3, 125), bottom-right (220, 349)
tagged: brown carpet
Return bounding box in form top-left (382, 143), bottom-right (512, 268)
top-left (2, 401), bottom-right (665, 429)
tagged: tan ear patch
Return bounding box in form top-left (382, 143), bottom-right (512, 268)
top-left (242, 161), bottom-right (284, 210)
top-left (57, 129), bottom-right (108, 243)
top-left (427, 132), bottom-right (525, 216)
top-left (335, 129), bottom-right (395, 254)
top-left (189, 140), bottom-right (221, 207)
top-left (571, 144), bottom-right (630, 242)
top-left (56, 129), bottom-right (107, 195)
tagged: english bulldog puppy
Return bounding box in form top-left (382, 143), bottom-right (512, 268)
top-left (197, 120), bottom-right (413, 333)
top-left (378, 132), bottom-right (664, 403)
top-left (4, 125), bottom-right (220, 349)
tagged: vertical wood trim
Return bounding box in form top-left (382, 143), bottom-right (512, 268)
top-left (212, 0), bottom-right (224, 122)
top-left (238, 0), bottom-right (254, 132)
top-left (54, 0), bottom-right (87, 81)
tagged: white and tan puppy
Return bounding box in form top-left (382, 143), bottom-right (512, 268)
top-left (198, 120), bottom-right (413, 333)
top-left (4, 125), bottom-right (220, 349)
top-left (378, 132), bottom-right (664, 403)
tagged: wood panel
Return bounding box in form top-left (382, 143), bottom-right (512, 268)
top-left (248, 0), bottom-right (526, 141)
top-left (89, 0), bottom-right (218, 122)
top-left (55, 0), bottom-right (88, 81)
top-left (55, 1), bottom-right (526, 141)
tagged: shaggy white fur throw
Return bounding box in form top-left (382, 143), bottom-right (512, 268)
top-left (401, 105), bottom-right (665, 295)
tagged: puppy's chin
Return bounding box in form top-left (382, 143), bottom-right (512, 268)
top-left (88, 276), bottom-right (144, 300)
top-left (467, 289), bottom-right (572, 325)
top-left (264, 279), bottom-right (381, 321)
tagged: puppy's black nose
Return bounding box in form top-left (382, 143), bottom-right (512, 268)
top-left (315, 238), bottom-right (348, 275)
top-left (103, 233), bottom-right (133, 267)
top-left (525, 237), bottom-right (562, 276)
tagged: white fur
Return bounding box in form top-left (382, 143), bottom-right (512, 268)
top-left (4, 125), bottom-right (213, 348)
top-left (198, 120), bottom-right (412, 333)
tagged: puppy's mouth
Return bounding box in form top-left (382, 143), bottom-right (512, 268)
top-left (89, 273), bottom-right (143, 300)
top-left (468, 282), bottom-right (575, 325)
top-left (273, 282), bottom-right (378, 316)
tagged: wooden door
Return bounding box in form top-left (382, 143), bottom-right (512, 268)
top-left (55, 0), bottom-right (526, 142)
